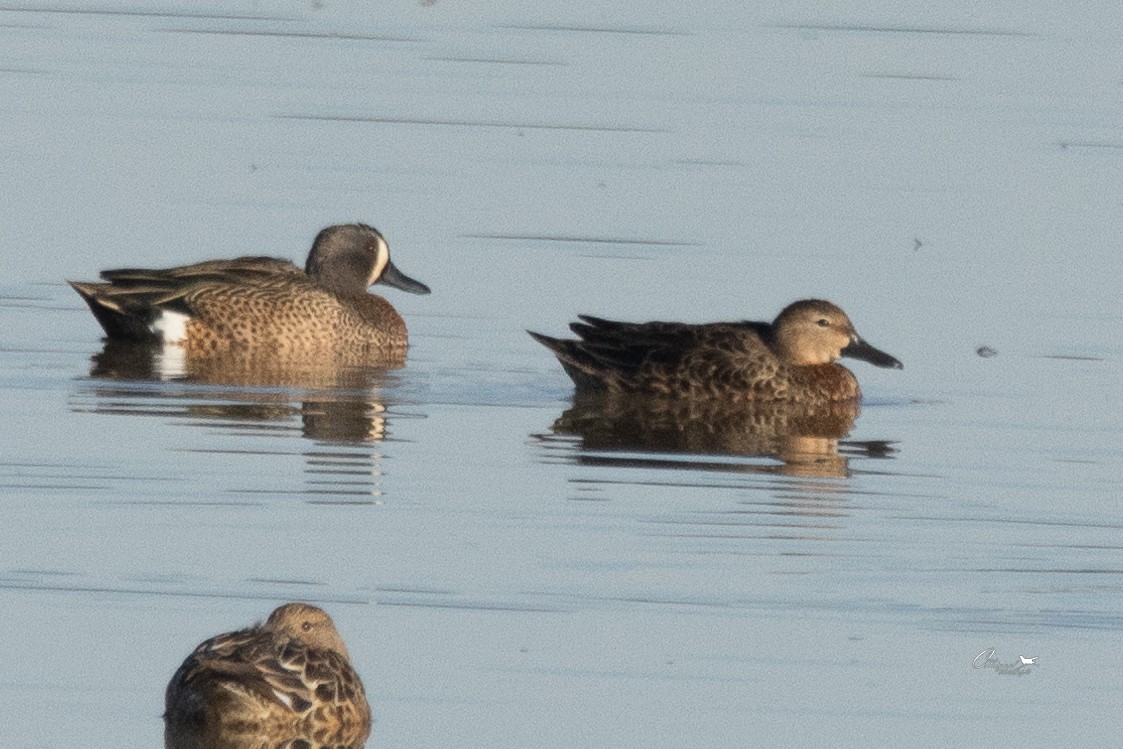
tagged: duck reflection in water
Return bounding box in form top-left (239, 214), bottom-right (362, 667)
top-left (544, 393), bottom-right (897, 478)
top-left (164, 603), bottom-right (371, 749)
top-left (83, 340), bottom-right (396, 444)
top-left (530, 300), bottom-right (902, 477)
top-left (69, 223), bottom-right (428, 444)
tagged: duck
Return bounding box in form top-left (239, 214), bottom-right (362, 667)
top-left (68, 224), bottom-right (429, 358)
top-left (529, 299), bottom-right (901, 404)
top-left (164, 602), bottom-right (371, 746)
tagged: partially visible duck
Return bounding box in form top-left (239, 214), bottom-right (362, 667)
top-left (164, 603), bottom-right (371, 746)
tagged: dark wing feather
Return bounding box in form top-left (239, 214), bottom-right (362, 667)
top-left (71, 257), bottom-right (306, 341)
top-left (532, 317), bottom-right (788, 399)
top-left (100, 256), bottom-right (300, 285)
top-left (166, 628), bottom-right (299, 721)
top-left (569, 317), bottom-right (700, 372)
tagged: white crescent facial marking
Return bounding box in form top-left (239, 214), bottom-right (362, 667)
top-left (368, 234), bottom-right (390, 286)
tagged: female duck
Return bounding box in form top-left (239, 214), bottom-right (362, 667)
top-left (69, 223), bottom-right (429, 358)
top-left (529, 299), bottom-right (901, 404)
top-left (164, 603), bottom-right (371, 746)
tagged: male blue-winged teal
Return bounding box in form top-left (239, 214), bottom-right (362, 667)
top-left (529, 299), bottom-right (902, 404)
top-left (164, 603), bottom-right (371, 746)
top-left (68, 224), bottom-right (429, 358)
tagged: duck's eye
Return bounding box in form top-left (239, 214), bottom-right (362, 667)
top-left (302, 621), bottom-right (313, 632)
top-left (816, 318), bottom-right (830, 328)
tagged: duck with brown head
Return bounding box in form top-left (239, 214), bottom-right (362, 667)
top-left (529, 299), bottom-right (901, 405)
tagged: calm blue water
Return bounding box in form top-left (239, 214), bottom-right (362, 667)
top-left (2, 2), bottom-right (1122, 747)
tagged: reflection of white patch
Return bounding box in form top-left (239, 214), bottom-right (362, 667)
top-left (368, 234), bottom-right (389, 285)
top-left (151, 310), bottom-right (190, 343)
top-left (156, 341), bottom-right (187, 381)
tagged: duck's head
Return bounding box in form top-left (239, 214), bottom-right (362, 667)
top-left (266, 602), bottom-right (352, 659)
top-left (306, 223), bottom-right (431, 297)
top-left (773, 299), bottom-right (902, 369)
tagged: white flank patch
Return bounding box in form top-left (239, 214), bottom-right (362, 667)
top-left (151, 310), bottom-right (190, 380)
top-left (151, 309), bottom-right (190, 343)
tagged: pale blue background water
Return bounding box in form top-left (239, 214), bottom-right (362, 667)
top-left (2, 2), bottom-right (1121, 746)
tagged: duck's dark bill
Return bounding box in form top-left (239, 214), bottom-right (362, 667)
top-left (842, 336), bottom-right (903, 369)
top-left (379, 260), bottom-right (431, 295)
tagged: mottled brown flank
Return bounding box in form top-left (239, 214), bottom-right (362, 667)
top-left (641, 324), bottom-right (860, 401)
top-left (529, 300), bottom-right (891, 406)
top-left (164, 603), bottom-right (371, 747)
top-left (180, 275), bottom-right (408, 358)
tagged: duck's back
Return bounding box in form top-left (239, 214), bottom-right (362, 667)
top-left (538, 319), bottom-right (761, 396)
top-left (165, 627), bottom-right (297, 731)
top-left (165, 626), bottom-right (370, 737)
top-left (100, 256), bottom-right (303, 286)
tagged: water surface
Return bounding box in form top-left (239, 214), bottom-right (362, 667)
top-left (2, 2), bottom-right (1122, 747)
